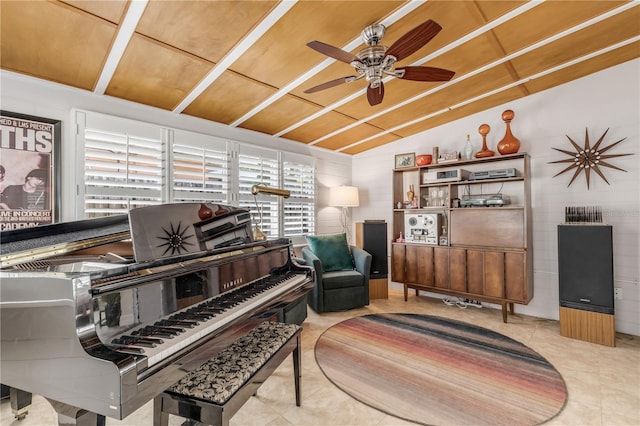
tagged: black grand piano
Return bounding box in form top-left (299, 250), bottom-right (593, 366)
top-left (0, 203), bottom-right (313, 425)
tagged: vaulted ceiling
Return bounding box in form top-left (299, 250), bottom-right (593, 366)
top-left (1, 1), bottom-right (638, 155)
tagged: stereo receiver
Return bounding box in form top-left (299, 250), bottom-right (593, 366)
top-left (468, 168), bottom-right (516, 181)
top-left (422, 168), bottom-right (470, 184)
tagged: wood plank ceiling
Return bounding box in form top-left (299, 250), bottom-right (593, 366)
top-left (1, 1), bottom-right (638, 155)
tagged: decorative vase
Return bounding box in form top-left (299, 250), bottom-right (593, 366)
top-left (497, 109), bottom-right (521, 155)
top-left (475, 124), bottom-right (495, 158)
top-left (198, 203), bottom-right (214, 220)
top-left (463, 134), bottom-right (473, 160)
top-left (406, 185), bottom-right (415, 203)
top-left (416, 154), bottom-right (432, 166)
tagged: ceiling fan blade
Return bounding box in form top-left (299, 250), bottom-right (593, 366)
top-left (397, 66), bottom-right (455, 82)
top-left (386, 20), bottom-right (442, 61)
top-left (307, 41), bottom-right (360, 64)
top-left (304, 76), bottom-right (358, 94)
top-left (367, 82), bottom-right (384, 106)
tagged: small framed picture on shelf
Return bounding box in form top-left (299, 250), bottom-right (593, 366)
top-left (395, 152), bottom-right (416, 169)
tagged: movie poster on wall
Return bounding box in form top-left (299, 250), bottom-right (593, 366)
top-left (0, 111), bottom-right (61, 231)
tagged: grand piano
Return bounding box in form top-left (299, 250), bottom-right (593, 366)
top-left (0, 203), bottom-right (313, 425)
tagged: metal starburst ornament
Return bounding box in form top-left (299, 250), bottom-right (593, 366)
top-left (549, 128), bottom-right (631, 189)
top-left (157, 221), bottom-right (195, 256)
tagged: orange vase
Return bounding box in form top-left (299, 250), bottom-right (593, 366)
top-left (475, 124), bottom-right (495, 158)
top-left (497, 110), bottom-right (521, 155)
top-left (198, 203), bottom-right (214, 220)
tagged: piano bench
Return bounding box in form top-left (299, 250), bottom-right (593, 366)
top-left (153, 321), bottom-right (302, 426)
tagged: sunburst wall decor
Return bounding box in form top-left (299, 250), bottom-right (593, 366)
top-left (549, 128), bottom-right (631, 189)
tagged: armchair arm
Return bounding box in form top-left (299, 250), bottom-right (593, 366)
top-left (351, 246), bottom-right (372, 306)
top-left (350, 246), bottom-right (372, 280)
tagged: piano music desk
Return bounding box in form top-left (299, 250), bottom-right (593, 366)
top-left (154, 321), bottom-right (302, 426)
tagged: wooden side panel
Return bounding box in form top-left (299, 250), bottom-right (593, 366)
top-left (433, 247), bottom-right (449, 289)
top-left (449, 248), bottom-right (467, 292)
top-left (467, 250), bottom-right (484, 295)
top-left (391, 244), bottom-right (405, 283)
top-left (559, 307), bottom-right (615, 347)
top-left (484, 251), bottom-right (505, 298)
top-left (505, 251), bottom-right (526, 302)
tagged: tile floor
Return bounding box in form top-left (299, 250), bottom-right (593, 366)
top-left (1, 289), bottom-right (638, 426)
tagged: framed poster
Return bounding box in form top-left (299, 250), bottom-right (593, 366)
top-left (0, 111), bottom-right (61, 231)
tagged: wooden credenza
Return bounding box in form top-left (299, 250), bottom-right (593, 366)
top-left (391, 153), bottom-right (533, 322)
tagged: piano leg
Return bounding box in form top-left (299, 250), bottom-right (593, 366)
top-left (46, 399), bottom-right (106, 426)
top-left (9, 387), bottom-right (32, 420)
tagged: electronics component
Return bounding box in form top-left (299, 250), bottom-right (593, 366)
top-left (422, 168), bottom-right (470, 184)
top-left (460, 194), bottom-right (511, 207)
top-left (468, 168), bottom-right (517, 181)
top-left (404, 213), bottom-right (441, 244)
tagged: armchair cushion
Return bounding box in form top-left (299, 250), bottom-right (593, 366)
top-left (305, 233), bottom-right (354, 272)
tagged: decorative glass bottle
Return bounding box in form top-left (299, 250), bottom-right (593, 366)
top-left (464, 134), bottom-right (473, 160)
top-left (497, 109), bottom-right (521, 155)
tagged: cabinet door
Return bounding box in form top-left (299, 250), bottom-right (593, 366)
top-left (433, 247), bottom-right (449, 288)
top-left (466, 250), bottom-right (484, 295)
top-left (391, 244), bottom-right (405, 283)
top-left (484, 251), bottom-right (505, 298)
top-left (449, 248), bottom-right (467, 292)
top-left (505, 251), bottom-right (526, 302)
top-left (406, 244), bottom-right (433, 286)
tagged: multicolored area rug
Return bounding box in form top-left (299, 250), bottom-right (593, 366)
top-left (314, 313), bottom-right (567, 425)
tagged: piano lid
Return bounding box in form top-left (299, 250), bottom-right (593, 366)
top-left (0, 215), bottom-right (130, 269)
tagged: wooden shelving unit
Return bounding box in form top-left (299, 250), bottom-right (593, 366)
top-left (391, 153), bottom-right (533, 322)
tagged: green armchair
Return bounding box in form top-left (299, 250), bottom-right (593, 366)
top-left (302, 233), bottom-right (372, 313)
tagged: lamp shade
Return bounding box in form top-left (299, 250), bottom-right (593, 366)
top-left (329, 186), bottom-right (359, 207)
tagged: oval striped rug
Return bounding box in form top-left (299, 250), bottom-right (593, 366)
top-left (315, 313), bottom-right (567, 425)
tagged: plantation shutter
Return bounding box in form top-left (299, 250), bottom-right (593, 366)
top-left (283, 153), bottom-right (315, 238)
top-left (171, 130), bottom-right (230, 203)
top-left (83, 127), bottom-right (163, 218)
top-left (238, 145), bottom-right (280, 238)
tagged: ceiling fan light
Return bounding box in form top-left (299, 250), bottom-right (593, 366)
top-left (361, 24), bottom-right (385, 46)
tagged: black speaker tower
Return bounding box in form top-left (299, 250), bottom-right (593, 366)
top-left (357, 221), bottom-right (388, 279)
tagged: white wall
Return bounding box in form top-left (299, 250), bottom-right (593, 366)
top-left (353, 59), bottom-right (640, 336)
top-left (0, 70), bottom-right (352, 235)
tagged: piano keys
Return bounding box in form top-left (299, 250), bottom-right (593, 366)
top-left (0, 203), bottom-right (313, 424)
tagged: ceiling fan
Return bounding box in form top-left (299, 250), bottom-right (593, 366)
top-left (304, 20), bottom-right (455, 106)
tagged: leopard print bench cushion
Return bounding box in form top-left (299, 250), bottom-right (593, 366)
top-left (168, 321), bottom-right (301, 405)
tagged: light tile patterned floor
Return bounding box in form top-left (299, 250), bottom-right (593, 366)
top-left (2, 289), bottom-right (638, 426)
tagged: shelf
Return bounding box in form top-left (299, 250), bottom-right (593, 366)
top-left (451, 206), bottom-right (524, 211)
top-left (419, 152), bottom-right (527, 170)
top-left (420, 176), bottom-right (524, 187)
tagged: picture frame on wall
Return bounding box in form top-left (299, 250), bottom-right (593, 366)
top-left (0, 110), bottom-right (61, 231)
top-left (395, 152), bottom-right (416, 169)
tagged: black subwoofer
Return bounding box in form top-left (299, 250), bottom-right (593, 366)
top-left (558, 224), bottom-right (614, 314)
top-left (356, 221), bottom-right (388, 279)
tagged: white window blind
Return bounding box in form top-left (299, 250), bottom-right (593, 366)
top-left (171, 136), bottom-right (230, 203)
top-left (84, 128), bottom-right (163, 217)
top-left (283, 153), bottom-right (315, 238)
top-left (77, 111), bottom-right (316, 239)
top-left (238, 146), bottom-right (280, 238)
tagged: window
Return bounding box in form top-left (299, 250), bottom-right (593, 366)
top-left (83, 128), bottom-right (163, 218)
top-left (172, 130), bottom-right (230, 204)
top-left (238, 145), bottom-right (280, 238)
top-left (283, 152), bottom-right (315, 239)
top-left (77, 111), bottom-right (315, 238)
